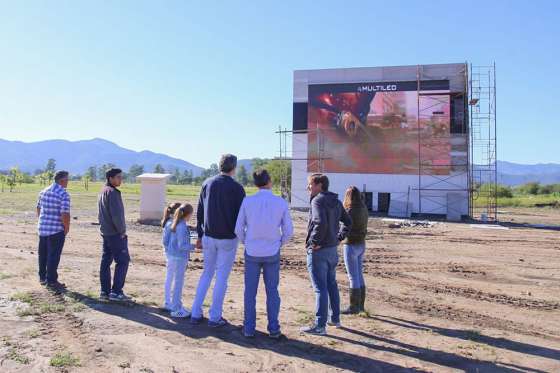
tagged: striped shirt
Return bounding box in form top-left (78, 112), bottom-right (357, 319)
top-left (37, 183), bottom-right (71, 237)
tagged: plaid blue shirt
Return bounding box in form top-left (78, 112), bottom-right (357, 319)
top-left (37, 183), bottom-right (71, 237)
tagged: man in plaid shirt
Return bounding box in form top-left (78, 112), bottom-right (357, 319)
top-left (36, 170), bottom-right (71, 290)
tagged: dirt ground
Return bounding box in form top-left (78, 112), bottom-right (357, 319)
top-left (0, 196), bottom-right (559, 372)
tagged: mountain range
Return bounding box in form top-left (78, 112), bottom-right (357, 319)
top-left (0, 138), bottom-right (204, 176)
top-left (0, 138), bottom-right (558, 186)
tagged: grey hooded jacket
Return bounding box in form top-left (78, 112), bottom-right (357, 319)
top-left (306, 191), bottom-right (352, 250)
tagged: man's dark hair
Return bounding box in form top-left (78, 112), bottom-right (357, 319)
top-left (105, 168), bottom-right (123, 181)
top-left (219, 154), bottom-right (237, 173)
top-left (54, 170), bottom-right (69, 183)
top-left (253, 169), bottom-right (271, 187)
top-left (309, 173), bottom-right (329, 192)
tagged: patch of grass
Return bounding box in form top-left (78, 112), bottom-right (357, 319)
top-left (17, 300), bottom-right (66, 316)
top-left (358, 310), bottom-right (373, 318)
top-left (10, 291), bottom-right (34, 304)
top-left (6, 348), bottom-right (31, 365)
top-left (7, 348), bottom-right (30, 365)
top-left (295, 309), bottom-right (314, 324)
top-left (0, 271), bottom-right (14, 280)
top-left (39, 302), bottom-right (66, 314)
top-left (465, 329), bottom-right (482, 341)
top-left (49, 351), bottom-right (81, 367)
top-left (26, 328), bottom-right (41, 338)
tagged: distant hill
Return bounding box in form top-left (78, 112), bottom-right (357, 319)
top-left (497, 161), bottom-right (560, 185)
top-left (474, 161), bottom-right (560, 186)
top-left (0, 138), bottom-right (203, 175)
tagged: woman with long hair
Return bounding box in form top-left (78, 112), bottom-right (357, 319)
top-left (341, 186), bottom-right (369, 314)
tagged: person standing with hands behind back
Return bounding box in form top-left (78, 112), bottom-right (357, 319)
top-left (98, 168), bottom-right (131, 302)
top-left (190, 154), bottom-right (246, 327)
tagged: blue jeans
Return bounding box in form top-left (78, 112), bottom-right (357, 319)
top-left (191, 236), bottom-right (238, 322)
top-left (343, 243), bottom-right (365, 289)
top-left (244, 252), bottom-right (281, 334)
top-left (38, 231), bottom-right (65, 284)
top-left (100, 234), bottom-right (130, 295)
top-left (307, 245), bottom-right (340, 328)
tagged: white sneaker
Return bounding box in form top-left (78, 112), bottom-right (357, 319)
top-left (170, 308), bottom-right (191, 318)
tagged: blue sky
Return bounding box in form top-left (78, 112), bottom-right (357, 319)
top-left (0, 1), bottom-right (558, 167)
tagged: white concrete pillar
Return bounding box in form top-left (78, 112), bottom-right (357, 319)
top-left (136, 173), bottom-right (171, 223)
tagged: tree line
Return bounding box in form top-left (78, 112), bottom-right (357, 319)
top-left (477, 182), bottom-right (560, 198)
top-left (0, 158), bottom-right (291, 191)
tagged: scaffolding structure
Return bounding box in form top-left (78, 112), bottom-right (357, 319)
top-left (469, 63), bottom-right (498, 221)
top-left (415, 64), bottom-right (470, 218)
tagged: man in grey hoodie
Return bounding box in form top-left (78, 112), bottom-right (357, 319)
top-left (301, 173), bottom-right (352, 335)
top-left (98, 168), bottom-right (131, 302)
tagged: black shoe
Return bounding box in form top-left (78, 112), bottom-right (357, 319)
top-left (359, 286), bottom-right (366, 312)
top-left (46, 281), bottom-right (66, 292)
top-left (268, 330), bottom-right (283, 340)
top-left (39, 279), bottom-right (47, 286)
top-left (190, 316), bottom-right (204, 325)
top-left (208, 317), bottom-right (228, 328)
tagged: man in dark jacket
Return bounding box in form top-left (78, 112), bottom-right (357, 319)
top-left (301, 173), bottom-right (352, 335)
top-left (98, 168), bottom-right (131, 302)
top-left (190, 154), bottom-right (246, 327)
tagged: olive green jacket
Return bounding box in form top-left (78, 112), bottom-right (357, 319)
top-left (344, 203), bottom-right (368, 244)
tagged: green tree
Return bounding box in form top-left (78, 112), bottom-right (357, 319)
top-left (262, 160), bottom-right (291, 188)
top-left (45, 158), bottom-right (56, 173)
top-left (201, 163), bottom-right (219, 179)
top-left (180, 169), bottom-right (193, 185)
top-left (128, 164), bottom-right (144, 182)
top-left (518, 182), bottom-right (540, 195)
top-left (82, 174), bottom-right (91, 191)
top-left (153, 164), bottom-right (166, 174)
top-left (236, 165), bottom-right (249, 186)
top-left (86, 166), bottom-right (97, 182)
top-left (7, 167), bottom-right (21, 192)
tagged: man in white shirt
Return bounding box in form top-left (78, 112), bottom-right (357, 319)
top-left (235, 169), bottom-right (293, 339)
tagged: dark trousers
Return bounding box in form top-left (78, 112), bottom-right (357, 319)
top-left (100, 234), bottom-right (130, 295)
top-left (38, 231), bottom-right (66, 284)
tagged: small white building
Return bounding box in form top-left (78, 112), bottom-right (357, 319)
top-left (137, 173), bottom-right (171, 223)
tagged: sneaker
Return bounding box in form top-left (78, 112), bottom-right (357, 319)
top-left (109, 292), bottom-right (133, 302)
top-left (190, 316), bottom-right (203, 325)
top-left (170, 308), bottom-right (191, 318)
top-left (327, 321), bottom-right (342, 328)
top-left (39, 279), bottom-right (47, 286)
top-left (268, 330), bottom-right (283, 340)
top-left (300, 324), bottom-right (326, 335)
top-left (162, 303), bottom-right (172, 312)
top-left (208, 317), bottom-right (228, 328)
top-left (99, 292), bottom-right (110, 302)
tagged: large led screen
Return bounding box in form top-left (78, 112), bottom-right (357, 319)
top-left (307, 82), bottom-right (451, 175)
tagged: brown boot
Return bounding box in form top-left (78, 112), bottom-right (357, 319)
top-left (341, 288), bottom-right (361, 314)
top-left (359, 286), bottom-right (366, 312)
